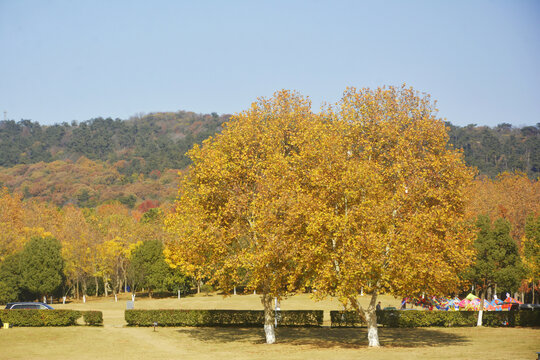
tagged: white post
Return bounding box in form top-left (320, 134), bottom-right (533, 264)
top-left (83, 295), bottom-right (86, 303)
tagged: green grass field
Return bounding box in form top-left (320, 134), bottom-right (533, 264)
top-left (1, 293), bottom-right (538, 359)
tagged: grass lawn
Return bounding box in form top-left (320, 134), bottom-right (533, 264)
top-left (1, 293), bottom-right (538, 359)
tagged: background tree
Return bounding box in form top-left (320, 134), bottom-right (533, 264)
top-left (523, 215), bottom-right (539, 303)
top-left (293, 86), bottom-right (476, 346)
top-left (91, 203), bottom-right (137, 295)
top-left (0, 188), bottom-right (26, 261)
top-left (19, 236), bottom-right (65, 300)
top-left (466, 172), bottom-right (539, 242)
top-left (0, 252), bottom-right (23, 303)
top-left (164, 266), bottom-right (193, 295)
top-left (56, 205), bottom-right (94, 298)
top-left (127, 240), bottom-right (170, 296)
top-left (464, 216), bottom-right (525, 323)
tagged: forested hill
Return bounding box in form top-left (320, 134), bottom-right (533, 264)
top-left (0, 113), bottom-right (539, 207)
top-left (445, 122), bottom-right (539, 178)
top-left (0, 111), bottom-right (229, 175)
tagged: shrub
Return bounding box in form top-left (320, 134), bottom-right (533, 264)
top-left (278, 310), bottom-right (323, 326)
top-left (125, 309), bottom-right (323, 327)
top-left (200, 284), bottom-right (213, 296)
top-left (483, 310), bottom-right (540, 327)
top-left (82, 311), bottom-right (103, 326)
top-left (330, 310), bottom-right (540, 328)
top-left (0, 310), bottom-right (81, 326)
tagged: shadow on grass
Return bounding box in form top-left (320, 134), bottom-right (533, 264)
top-left (176, 326), bottom-right (470, 348)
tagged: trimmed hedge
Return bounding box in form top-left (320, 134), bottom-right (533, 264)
top-left (330, 310), bottom-right (540, 328)
top-left (82, 311), bottom-right (103, 326)
top-left (0, 310), bottom-right (81, 326)
top-left (0, 310), bottom-right (104, 327)
top-left (125, 309), bottom-right (323, 327)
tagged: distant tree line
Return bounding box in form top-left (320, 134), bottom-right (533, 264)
top-left (0, 112), bottom-right (537, 178)
top-left (0, 111), bottom-right (229, 176)
top-left (446, 122), bottom-right (540, 178)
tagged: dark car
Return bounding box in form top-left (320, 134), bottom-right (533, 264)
top-left (519, 303), bottom-right (540, 311)
top-left (5, 302), bottom-right (54, 310)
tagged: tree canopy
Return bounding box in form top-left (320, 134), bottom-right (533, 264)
top-left (128, 240), bottom-right (172, 295)
top-left (166, 86), bottom-right (476, 346)
top-left (165, 90), bottom-right (314, 343)
top-left (464, 216), bottom-right (525, 297)
top-left (291, 86), bottom-right (476, 346)
top-left (19, 236), bottom-right (65, 299)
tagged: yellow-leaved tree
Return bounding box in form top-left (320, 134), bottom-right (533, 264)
top-left (166, 86), bottom-right (476, 347)
top-left (56, 205), bottom-right (94, 299)
top-left (0, 188), bottom-right (26, 261)
top-left (89, 203), bottom-right (137, 296)
top-left (165, 90), bottom-right (314, 343)
top-left (293, 86), bottom-right (476, 346)
top-left (466, 171), bottom-right (540, 242)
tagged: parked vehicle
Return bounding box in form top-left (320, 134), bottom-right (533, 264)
top-left (4, 302), bottom-right (54, 310)
top-left (519, 303), bottom-right (540, 311)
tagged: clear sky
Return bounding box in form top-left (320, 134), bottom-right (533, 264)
top-left (1, 0), bottom-right (539, 127)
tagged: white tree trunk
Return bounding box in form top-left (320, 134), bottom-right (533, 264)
top-left (261, 294), bottom-right (276, 344)
top-left (477, 290), bottom-right (485, 327)
top-left (264, 325), bottom-right (276, 344)
top-left (477, 309), bottom-right (483, 326)
top-left (351, 292), bottom-right (380, 347)
top-left (365, 308), bottom-right (380, 347)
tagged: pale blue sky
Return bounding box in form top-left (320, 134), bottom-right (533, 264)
top-left (1, 0), bottom-right (539, 126)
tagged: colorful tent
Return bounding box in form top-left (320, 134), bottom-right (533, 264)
top-left (401, 294), bottom-right (518, 311)
top-left (492, 298), bottom-right (503, 305)
top-left (503, 296), bottom-right (522, 304)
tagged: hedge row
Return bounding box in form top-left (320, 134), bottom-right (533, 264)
top-left (0, 310), bottom-right (103, 327)
top-left (125, 309), bottom-right (323, 327)
top-left (82, 311), bottom-right (103, 326)
top-left (330, 310), bottom-right (540, 328)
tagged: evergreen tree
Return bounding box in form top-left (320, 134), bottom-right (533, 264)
top-left (465, 216), bottom-right (525, 298)
top-left (0, 252), bottom-right (23, 303)
top-left (19, 236), bottom-right (65, 300)
top-left (127, 240), bottom-right (170, 295)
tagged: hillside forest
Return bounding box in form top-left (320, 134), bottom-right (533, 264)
top-left (0, 110), bottom-right (538, 304)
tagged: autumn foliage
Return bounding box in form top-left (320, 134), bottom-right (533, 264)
top-left (165, 86), bottom-right (476, 346)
